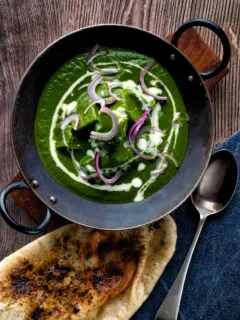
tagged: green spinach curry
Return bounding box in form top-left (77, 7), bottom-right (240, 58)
top-left (34, 46), bottom-right (189, 203)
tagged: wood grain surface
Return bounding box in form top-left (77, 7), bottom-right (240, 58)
top-left (0, 0), bottom-right (239, 261)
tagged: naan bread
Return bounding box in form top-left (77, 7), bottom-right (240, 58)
top-left (0, 216), bottom-right (176, 320)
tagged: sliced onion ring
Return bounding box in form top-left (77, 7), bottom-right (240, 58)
top-left (151, 153), bottom-right (168, 176)
top-left (87, 44), bottom-right (118, 74)
top-left (131, 126), bottom-right (164, 159)
top-left (88, 75), bottom-right (116, 105)
top-left (94, 152), bottom-right (122, 184)
top-left (60, 113), bottom-right (80, 131)
top-left (128, 109), bottom-right (151, 142)
top-left (89, 63), bottom-right (119, 75)
top-left (107, 82), bottom-right (122, 101)
top-left (82, 173), bottom-right (98, 181)
top-left (128, 110), bottom-right (157, 159)
top-left (87, 44), bottom-right (107, 64)
top-left (90, 106), bottom-right (118, 141)
top-left (140, 59), bottom-right (167, 101)
top-left (84, 99), bottom-right (105, 115)
top-left (129, 141), bottom-right (156, 160)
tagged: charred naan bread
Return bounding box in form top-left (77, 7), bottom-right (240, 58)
top-left (0, 216), bottom-right (176, 319)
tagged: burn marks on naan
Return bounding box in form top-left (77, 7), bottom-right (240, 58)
top-left (10, 260), bottom-right (38, 297)
top-left (9, 260), bottom-right (71, 296)
top-left (73, 305), bottom-right (80, 313)
top-left (31, 306), bottom-right (44, 320)
top-left (46, 263), bottom-right (71, 282)
top-left (53, 232), bottom-right (71, 251)
top-left (11, 274), bottom-right (30, 295)
top-left (85, 241), bottom-right (93, 259)
top-left (2, 228), bottom-right (147, 319)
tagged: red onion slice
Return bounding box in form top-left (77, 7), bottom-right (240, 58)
top-left (151, 166), bottom-right (167, 176)
top-left (89, 63), bottom-right (119, 75)
top-left (131, 122), bottom-right (144, 142)
top-left (82, 173), bottom-right (98, 181)
top-left (87, 44), bottom-right (99, 63)
top-left (139, 59), bottom-right (167, 101)
top-left (108, 83), bottom-right (122, 101)
top-left (128, 111), bottom-right (165, 160)
top-left (151, 153), bottom-right (168, 176)
top-left (90, 106), bottom-right (118, 141)
top-left (84, 99), bottom-right (105, 114)
top-left (129, 139), bottom-right (156, 160)
top-left (87, 44), bottom-right (118, 74)
top-left (88, 75), bottom-right (116, 105)
top-left (87, 44), bottom-right (107, 64)
top-left (60, 113), bottom-right (80, 131)
top-left (130, 126), bottom-right (164, 160)
top-left (128, 109), bottom-right (151, 142)
top-left (128, 110), bottom-right (157, 159)
top-left (94, 152), bottom-right (122, 184)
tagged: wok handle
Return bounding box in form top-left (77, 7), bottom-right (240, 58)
top-left (171, 18), bottom-right (231, 80)
top-left (0, 180), bottom-right (52, 235)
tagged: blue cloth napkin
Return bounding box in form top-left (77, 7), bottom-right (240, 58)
top-left (132, 130), bottom-right (240, 320)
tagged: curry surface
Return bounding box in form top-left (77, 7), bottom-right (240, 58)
top-left (34, 49), bottom-right (188, 203)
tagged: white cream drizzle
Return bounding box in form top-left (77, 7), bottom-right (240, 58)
top-left (66, 101), bottom-right (77, 114)
top-left (111, 79), bottom-right (155, 109)
top-left (132, 178), bottom-right (142, 188)
top-left (87, 150), bottom-right (95, 158)
top-left (150, 79), bottom-right (164, 91)
top-left (86, 165), bottom-right (95, 172)
top-left (49, 61), bottom-right (180, 200)
top-left (151, 103), bottom-right (161, 127)
top-left (137, 138), bottom-right (147, 150)
top-left (104, 156), bottom-right (138, 173)
top-left (148, 87), bottom-right (163, 96)
top-left (113, 107), bottom-right (128, 121)
top-left (137, 163), bottom-right (146, 171)
top-left (77, 83), bottom-right (88, 91)
top-left (134, 77), bottom-right (178, 202)
top-left (134, 176), bottom-right (156, 202)
top-left (61, 101), bottom-right (78, 147)
top-left (91, 141), bottom-right (98, 148)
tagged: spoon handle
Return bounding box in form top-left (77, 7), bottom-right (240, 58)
top-left (155, 216), bottom-right (206, 320)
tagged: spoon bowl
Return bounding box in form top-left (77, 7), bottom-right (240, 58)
top-left (192, 149), bottom-right (238, 216)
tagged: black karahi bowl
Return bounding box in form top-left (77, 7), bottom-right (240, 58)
top-left (0, 19), bottom-right (230, 233)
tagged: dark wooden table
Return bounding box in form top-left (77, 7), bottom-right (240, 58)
top-left (0, 0), bottom-right (239, 261)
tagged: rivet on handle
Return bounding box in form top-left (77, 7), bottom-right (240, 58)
top-left (31, 179), bottom-right (39, 188)
top-left (50, 196), bottom-right (57, 204)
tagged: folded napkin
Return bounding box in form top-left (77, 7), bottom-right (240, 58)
top-left (133, 130), bottom-right (240, 320)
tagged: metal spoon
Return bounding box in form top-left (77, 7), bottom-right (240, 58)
top-left (155, 149), bottom-right (238, 320)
